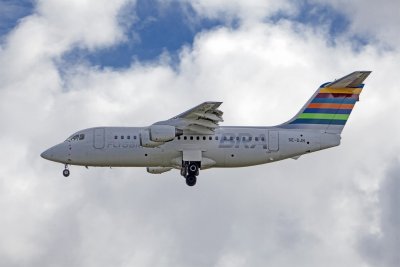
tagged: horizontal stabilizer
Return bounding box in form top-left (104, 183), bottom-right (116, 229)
top-left (326, 71), bottom-right (371, 88)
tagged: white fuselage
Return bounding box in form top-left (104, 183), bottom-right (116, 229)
top-left (40, 71), bottom-right (370, 186)
top-left (42, 126), bottom-right (340, 169)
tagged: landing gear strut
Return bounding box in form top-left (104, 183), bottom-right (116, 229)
top-left (181, 161), bottom-right (200, 186)
top-left (63, 164), bottom-right (70, 177)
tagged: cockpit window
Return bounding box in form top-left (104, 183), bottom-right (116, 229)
top-left (71, 135), bottom-right (79, 141)
top-left (66, 133), bottom-right (85, 142)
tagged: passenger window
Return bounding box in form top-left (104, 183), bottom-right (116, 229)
top-left (79, 134), bottom-right (85, 140)
top-left (114, 136), bottom-right (118, 139)
top-left (134, 136), bottom-right (137, 140)
top-left (236, 137), bottom-right (239, 141)
top-left (203, 136), bottom-right (206, 140)
top-left (178, 136), bottom-right (181, 140)
top-left (184, 136), bottom-right (187, 140)
top-left (196, 136), bottom-right (200, 140)
top-left (242, 137), bottom-right (246, 141)
top-left (255, 137), bottom-right (259, 141)
top-left (230, 136), bottom-right (234, 141)
top-left (216, 136), bottom-right (219, 140)
top-left (209, 136), bottom-right (212, 140)
top-left (223, 136), bottom-right (227, 141)
top-left (190, 136), bottom-right (193, 140)
top-left (121, 136), bottom-right (124, 139)
top-left (249, 137), bottom-right (252, 141)
top-left (261, 137), bottom-right (265, 141)
top-left (127, 136), bottom-right (130, 139)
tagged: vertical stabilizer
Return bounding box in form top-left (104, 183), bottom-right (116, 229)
top-left (282, 71), bottom-right (371, 134)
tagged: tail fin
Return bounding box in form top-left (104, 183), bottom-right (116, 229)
top-left (282, 71), bottom-right (371, 134)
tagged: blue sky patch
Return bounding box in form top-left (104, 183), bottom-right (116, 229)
top-left (62, 0), bottom-right (224, 69)
top-left (295, 0), bottom-right (350, 37)
top-left (270, 0), bottom-right (370, 50)
top-left (0, 0), bottom-right (34, 42)
top-left (1, 0), bottom-right (371, 68)
top-left (270, 0), bottom-right (350, 38)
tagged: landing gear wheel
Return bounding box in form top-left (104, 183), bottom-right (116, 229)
top-left (186, 175), bottom-right (197, 186)
top-left (180, 167), bottom-right (186, 177)
top-left (188, 163), bottom-right (198, 176)
top-left (63, 169), bottom-right (70, 177)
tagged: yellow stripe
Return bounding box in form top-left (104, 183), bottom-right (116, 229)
top-left (319, 88), bottom-right (362, 94)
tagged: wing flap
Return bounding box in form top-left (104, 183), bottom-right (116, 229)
top-left (154, 101), bottom-right (224, 135)
top-left (194, 112), bottom-right (224, 122)
top-left (185, 125), bottom-right (215, 135)
top-left (186, 118), bottom-right (219, 128)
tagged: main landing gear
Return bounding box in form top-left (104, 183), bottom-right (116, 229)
top-left (63, 164), bottom-right (70, 177)
top-left (181, 161), bottom-right (200, 186)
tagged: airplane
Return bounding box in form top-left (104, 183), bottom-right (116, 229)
top-left (41, 71), bottom-right (371, 186)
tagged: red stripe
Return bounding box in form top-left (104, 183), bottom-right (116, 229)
top-left (316, 93), bottom-right (359, 100)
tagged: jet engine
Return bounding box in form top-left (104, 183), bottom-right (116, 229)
top-left (149, 125), bottom-right (177, 142)
top-left (146, 167), bottom-right (173, 174)
top-left (140, 125), bottom-right (181, 148)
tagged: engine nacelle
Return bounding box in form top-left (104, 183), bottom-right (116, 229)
top-left (147, 167), bottom-right (173, 174)
top-left (149, 125), bottom-right (177, 142)
top-left (140, 129), bottom-right (164, 148)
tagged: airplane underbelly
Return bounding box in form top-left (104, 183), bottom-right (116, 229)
top-left (216, 148), bottom-right (270, 167)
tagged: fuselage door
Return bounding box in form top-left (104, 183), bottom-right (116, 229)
top-left (93, 128), bottom-right (105, 149)
top-left (268, 130), bottom-right (279, 151)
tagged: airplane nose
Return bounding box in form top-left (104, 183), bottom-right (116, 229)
top-left (40, 144), bottom-right (69, 163)
top-left (41, 149), bottom-right (52, 160)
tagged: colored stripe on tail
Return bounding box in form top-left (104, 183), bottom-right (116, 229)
top-left (283, 71), bottom-right (371, 134)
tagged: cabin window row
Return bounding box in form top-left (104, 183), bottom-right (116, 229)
top-left (113, 135), bottom-right (265, 142)
top-left (177, 136), bottom-right (219, 141)
top-left (177, 136), bottom-right (265, 141)
top-left (114, 135), bottom-right (137, 140)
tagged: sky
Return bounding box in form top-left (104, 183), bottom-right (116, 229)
top-left (0, 0), bottom-right (400, 266)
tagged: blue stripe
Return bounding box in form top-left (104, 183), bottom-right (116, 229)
top-left (290, 119), bottom-right (347, 125)
top-left (303, 108), bottom-right (352, 114)
top-left (311, 98), bottom-right (357, 104)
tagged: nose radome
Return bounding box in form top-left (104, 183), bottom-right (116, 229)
top-left (40, 143), bottom-right (69, 163)
top-left (41, 149), bottom-right (52, 160)
top-left (40, 144), bottom-right (67, 163)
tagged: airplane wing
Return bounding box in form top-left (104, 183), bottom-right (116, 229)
top-left (154, 101), bottom-right (224, 134)
top-left (326, 71), bottom-right (372, 88)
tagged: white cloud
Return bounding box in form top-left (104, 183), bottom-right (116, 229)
top-left (36, 0), bottom-right (133, 50)
top-left (311, 0), bottom-right (400, 49)
top-left (1, 0), bottom-right (400, 266)
top-left (183, 0), bottom-right (295, 23)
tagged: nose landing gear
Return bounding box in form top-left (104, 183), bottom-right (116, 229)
top-left (63, 164), bottom-right (70, 177)
top-left (186, 175), bottom-right (196, 186)
top-left (181, 161), bottom-right (200, 186)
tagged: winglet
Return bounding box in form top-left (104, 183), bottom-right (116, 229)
top-left (325, 71), bottom-right (372, 88)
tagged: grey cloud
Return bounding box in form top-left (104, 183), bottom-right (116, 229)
top-left (358, 160), bottom-right (400, 267)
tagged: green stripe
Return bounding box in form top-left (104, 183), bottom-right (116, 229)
top-left (299, 113), bottom-right (349, 120)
